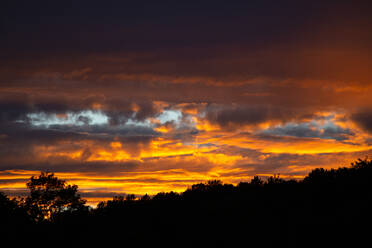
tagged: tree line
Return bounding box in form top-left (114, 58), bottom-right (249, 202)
top-left (1, 158), bottom-right (372, 246)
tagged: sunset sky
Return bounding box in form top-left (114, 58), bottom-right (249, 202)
top-left (1, 1), bottom-right (372, 205)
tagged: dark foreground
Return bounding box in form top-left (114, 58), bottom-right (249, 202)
top-left (2, 159), bottom-right (372, 246)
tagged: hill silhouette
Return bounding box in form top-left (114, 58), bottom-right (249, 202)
top-left (1, 158), bottom-right (372, 246)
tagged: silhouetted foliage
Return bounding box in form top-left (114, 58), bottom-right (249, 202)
top-left (24, 172), bottom-right (87, 221)
top-left (251, 175), bottom-right (264, 185)
top-left (140, 193), bottom-right (151, 201)
top-left (0, 192), bottom-right (32, 240)
top-left (2, 158), bottom-right (372, 246)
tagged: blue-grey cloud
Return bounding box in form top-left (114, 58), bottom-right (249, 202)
top-left (261, 122), bottom-right (354, 141)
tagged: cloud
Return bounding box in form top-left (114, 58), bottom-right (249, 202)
top-left (351, 109), bottom-right (372, 133)
top-left (1, 1), bottom-right (372, 204)
top-left (262, 122), bottom-right (354, 141)
top-left (203, 104), bottom-right (315, 129)
top-left (63, 67), bottom-right (92, 80)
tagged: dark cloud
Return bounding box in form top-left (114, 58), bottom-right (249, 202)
top-left (0, 96), bottom-right (32, 123)
top-left (205, 105), bottom-right (269, 127)
top-left (262, 123), bottom-right (354, 141)
top-left (1, 1), bottom-right (372, 84)
top-left (238, 150), bottom-right (372, 175)
top-left (105, 100), bottom-right (158, 125)
top-left (0, 119), bottom-right (159, 166)
top-left (204, 104), bottom-right (314, 128)
top-left (351, 109), bottom-right (372, 133)
top-left (0, 160), bottom-right (139, 175)
top-left (0, 95), bottom-right (78, 125)
top-left (0, 92), bottom-right (162, 129)
top-left (135, 101), bottom-right (158, 121)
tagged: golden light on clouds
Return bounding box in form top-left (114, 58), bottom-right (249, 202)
top-left (2, 109), bottom-right (370, 207)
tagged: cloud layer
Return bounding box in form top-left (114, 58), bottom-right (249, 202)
top-left (1, 1), bottom-right (372, 205)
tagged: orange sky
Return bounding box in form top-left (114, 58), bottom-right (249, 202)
top-left (1, 107), bottom-right (371, 206)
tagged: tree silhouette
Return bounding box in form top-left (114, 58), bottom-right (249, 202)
top-left (250, 176), bottom-right (264, 185)
top-left (2, 158), bottom-right (372, 246)
top-left (0, 192), bottom-right (30, 223)
top-left (25, 172), bottom-right (86, 221)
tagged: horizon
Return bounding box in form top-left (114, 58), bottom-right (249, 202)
top-left (1, 1), bottom-right (372, 206)
top-left (0, 159), bottom-right (366, 207)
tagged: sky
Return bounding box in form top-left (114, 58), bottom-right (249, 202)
top-left (1, 0), bottom-right (372, 205)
